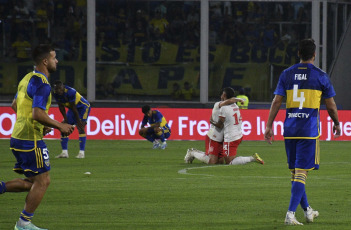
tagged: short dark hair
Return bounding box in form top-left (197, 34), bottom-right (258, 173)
top-left (53, 80), bottom-right (63, 88)
top-left (142, 105), bottom-right (151, 114)
top-left (298, 38), bottom-right (316, 61)
top-left (223, 87), bottom-right (235, 99)
top-left (32, 44), bottom-right (55, 65)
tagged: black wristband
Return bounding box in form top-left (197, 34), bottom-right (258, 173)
top-left (334, 122), bottom-right (340, 126)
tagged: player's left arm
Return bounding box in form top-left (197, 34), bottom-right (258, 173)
top-left (325, 97), bottom-right (341, 138)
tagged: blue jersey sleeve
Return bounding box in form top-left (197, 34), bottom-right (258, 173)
top-left (66, 87), bottom-right (77, 103)
top-left (26, 76), bottom-right (50, 110)
top-left (153, 111), bottom-right (163, 123)
top-left (27, 76), bottom-right (42, 99)
top-left (32, 84), bottom-right (51, 110)
top-left (321, 75), bottom-right (336, 99)
top-left (274, 71), bottom-right (286, 96)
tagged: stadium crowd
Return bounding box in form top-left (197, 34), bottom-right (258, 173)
top-left (0, 0), bottom-right (311, 62)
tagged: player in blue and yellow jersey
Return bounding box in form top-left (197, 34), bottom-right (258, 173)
top-left (264, 39), bottom-right (341, 226)
top-left (139, 105), bottom-right (171, 149)
top-left (52, 80), bottom-right (91, 159)
top-left (0, 44), bottom-right (74, 230)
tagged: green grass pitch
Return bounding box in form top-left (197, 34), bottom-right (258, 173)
top-left (1, 139), bottom-right (350, 229)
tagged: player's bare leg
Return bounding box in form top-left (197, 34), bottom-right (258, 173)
top-left (208, 154), bottom-right (218, 164)
top-left (14, 172), bottom-right (50, 229)
top-left (2, 178), bottom-right (33, 192)
top-left (185, 148), bottom-right (210, 164)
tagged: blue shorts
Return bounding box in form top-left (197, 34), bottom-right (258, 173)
top-left (67, 106), bottom-right (91, 125)
top-left (284, 138), bottom-right (320, 171)
top-left (11, 144), bottom-right (51, 178)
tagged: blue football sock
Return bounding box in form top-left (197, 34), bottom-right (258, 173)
top-left (20, 209), bottom-right (34, 222)
top-left (288, 173), bottom-right (307, 212)
top-left (291, 172), bottom-right (309, 209)
top-left (300, 191), bottom-right (309, 210)
top-left (0, 181), bottom-right (7, 194)
top-left (61, 136), bottom-right (69, 150)
top-left (79, 134), bottom-right (87, 151)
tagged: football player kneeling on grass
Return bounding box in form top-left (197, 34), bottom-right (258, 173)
top-left (185, 87), bottom-right (264, 165)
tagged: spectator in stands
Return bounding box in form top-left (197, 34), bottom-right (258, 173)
top-left (171, 83), bottom-right (182, 100)
top-left (246, 2), bottom-right (256, 22)
top-left (223, 2), bottom-right (232, 16)
top-left (261, 24), bottom-right (278, 48)
top-left (116, 8), bottom-right (127, 39)
top-left (236, 88), bottom-right (249, 109)
top-left (181, 81), bottom-right (196, 101)
top-left (186, 6), bottom-right (199, 27)
top-left (14, 0), bottom-right (29, 18)
top-left (291, 2), bottom-right (305, 21)
top-left (155, 1), bottom-right (167, 18)
top-left (223, 22), bottom-right (244, 46)
top-left (245, 24), bottom-right (260, 46)
top-left (53, 32), bottom-right (74, 61)
top-left (132, 9), bottom-right (149, 30)
top-left (54, 0), bottom-right (65, 26)
top-left (251, 4), bottom-right (265, 24)
top-left (11, 34), bottom-right (31, 62)
top-left (168, 13), bottom-right (185, 44)
top-left (132, 20), bottom-right (149, 45)
top-left (149, 9), bottom-right (169, 41)
top-left (233, 3), bottom-right (245, 23)
top-left (35, 1), bottom-right (49, 43)
top-left (23, 0), bottom-right (35, 17)
top-left (183, 22), bottom-right (200, 47)
top-left (274, 3), bottom-right (284, 21)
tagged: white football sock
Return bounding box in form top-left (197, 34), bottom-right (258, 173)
top-left (17, 219), bottom-right (30, 227)
top-left (229, 156), bottom-right (254, 165)
top-left (62, 150), bottom-right (68, 154)
top-left (192, 150), bottom-right (210, 164)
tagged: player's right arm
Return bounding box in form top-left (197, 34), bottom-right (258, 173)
top-left (32, 80), bottom-right (74, 136)
top-left (219, 97), bottom-right (245, 107)
top-left (33, 107), bottom-right (74, 136)
top-left (264, 95), bottom-right (283, 144)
